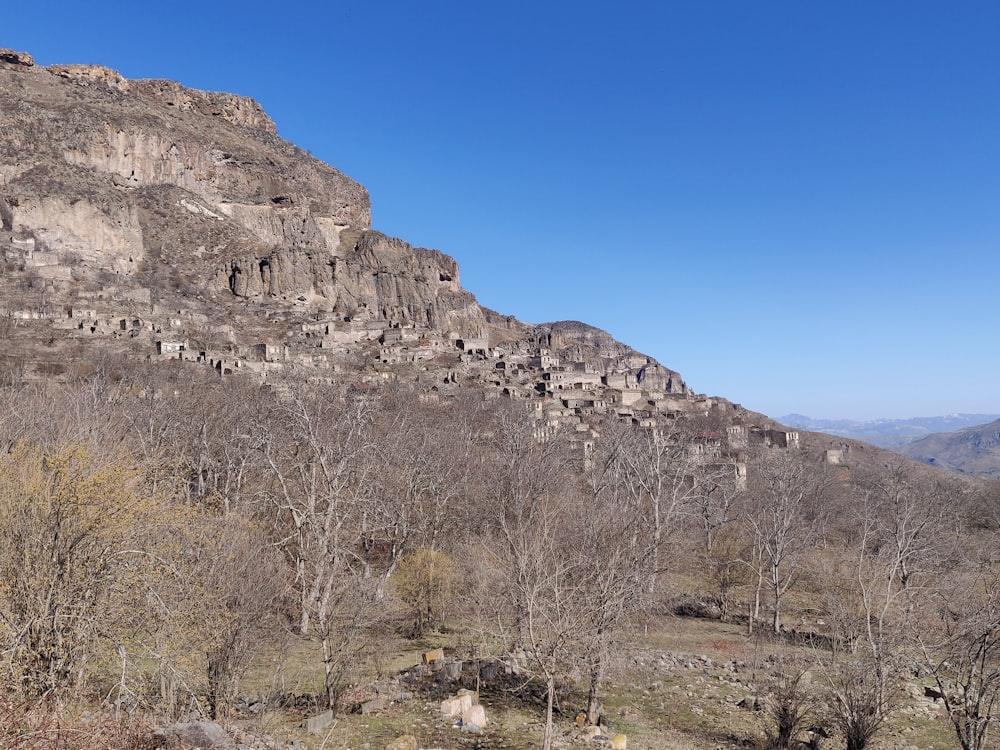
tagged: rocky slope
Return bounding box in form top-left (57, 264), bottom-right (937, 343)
top-left (897, 417), bottom-right (1000, 478)
top-left (0, 50), bottom-right (693, 401)
top-left (0, 48), bottom-right (859, 466)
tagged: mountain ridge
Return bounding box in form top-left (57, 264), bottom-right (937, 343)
top-left (896, 418), bottom-right (1000, 478)
top-left (779, 413), bottom-right (1000, 448)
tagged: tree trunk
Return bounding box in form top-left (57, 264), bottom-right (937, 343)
top-left (771, 565), bottom-right (782, 634)
top-left (543, 671), bottom-right (555, 750)
top-left (322, 633), bottom-right (335, 710)
top-left (587, 658), bottom-right (604, 725)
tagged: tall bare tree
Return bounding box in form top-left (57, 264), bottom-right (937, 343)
top-left (742, 449), bottom-right (828, 634)
top-left (258, 382), bottom-right (382, 708)
top-left (917, 546), bottom-right (1000, 750)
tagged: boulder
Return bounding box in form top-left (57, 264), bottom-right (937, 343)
top-left (462, 703), bottom-right (487, 727)
top-left (440, 693), bottom-right (473, 718)
top-left (0, 49), bottom-right (34, 67)
top-left (582, 725), bottom-right (603, 739)
top-left (611, 734), bottom-right (627, 750)
top-left (422, 647), bottom-right (445, 664)
top-left (302, 709), bottom-right (334, 734)
top-left (361, 695), bottom-right (389, 715)
top-left (152, 721), bottom-right (234, 748)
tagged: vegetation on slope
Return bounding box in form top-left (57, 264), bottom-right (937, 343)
top-left (0, 365), bottom-right (997, 750)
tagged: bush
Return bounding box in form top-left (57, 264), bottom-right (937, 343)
top-left (0, 697), bottom-right (156, 750)
top-left (391, 548), bottom-right (460, 636)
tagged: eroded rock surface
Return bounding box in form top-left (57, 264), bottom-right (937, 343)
top-left (0, 50), bottom-right (731, 438)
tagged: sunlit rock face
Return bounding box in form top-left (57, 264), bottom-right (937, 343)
top-left (0, 50), bottom-right (709, 433)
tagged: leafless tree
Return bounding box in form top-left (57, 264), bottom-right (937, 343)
top-left (192, 514), bottom-right (292, 719)
top-left (917, 547), bottom-right (1000, 750)
top-left (361, 387), bottom-right (475, 599)
top-left (742, 449), bottom-right (829, 634)
top-left (473, 402), bottom-right (584, 750)
top-left (590, 416), bottom-right (704, 590)
top-left (257, 381), bottom-right (383, 708)
top-left (823, 655), bottom-right (896, 750)
top-left (760, 669), bottom-right (820, 750)
top-left (576, 486), bottom-right (655, 726)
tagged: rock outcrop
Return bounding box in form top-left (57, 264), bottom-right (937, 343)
top-left (0, 49), bottom-right (736, 439)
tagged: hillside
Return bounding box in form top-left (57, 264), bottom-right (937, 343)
top-left (897, 417), bottom-right (1000, 478)
top-left (1, 48), bottom-right (981, 486)
top-left (0, 49), bottom-right (703, 424)
top-left (780, 413), bottom-right (1000, 448)
top-left (3, 47), bottom-right (999, 750)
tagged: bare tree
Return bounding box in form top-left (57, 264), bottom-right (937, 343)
top-left (487, 485), bottom-right (588, 750)
top-left (822, 465), bottom-right (948, 741)
top-left (361, 387), bottom-right (473, 599)
top-left (742, 450), bottom-right (828, 634)
top-left (258, 381), bottom-right (383, 708)
top-left (917, 550), bottom-right (1000, 750)
top-left (581, 418), bottom-right (674, 723)
top-left (760, 669), bottom-right (820, 750)
top-left (591, 416), bottom-right (703, 590)
top-left (193, 514), bottom-right (292, 719)
top-left (474, 402), bottom-right (584, 750)
top-left (824, 656), bottom-right (896, 750)
top-left (0, 442), bottom-right (158, 697)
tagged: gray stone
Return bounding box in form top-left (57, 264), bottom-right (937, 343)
top-left (153, 721), bottom-right (234, 749)
top-left (302, 709), bottom-right (334, 734)
top-left (361, 695), bottom-right (389, 715)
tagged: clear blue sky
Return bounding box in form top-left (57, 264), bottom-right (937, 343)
top-left (6, 1), bottom-right (999, 420)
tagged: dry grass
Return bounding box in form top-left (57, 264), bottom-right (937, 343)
top-left (222, 614), bottom-right (962, 749)
top-left (0, 698), bottom-right (156, 750)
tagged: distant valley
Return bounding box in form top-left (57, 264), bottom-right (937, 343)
top-left (896, 417), bottom-right (1000, 479)
top-left (780, 412), bottom-right (1000, 448)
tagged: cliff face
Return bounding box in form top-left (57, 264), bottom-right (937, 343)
top-left (0, 52), bottom-right (482, 323)
top-left (0, 49), bottom-right (709, 433)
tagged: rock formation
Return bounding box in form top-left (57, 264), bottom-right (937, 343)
top-left (1, 48), bottom-right (765, 442)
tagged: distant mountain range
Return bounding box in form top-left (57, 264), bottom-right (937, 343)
top-left (779, 413), bottom-right (1000, 449)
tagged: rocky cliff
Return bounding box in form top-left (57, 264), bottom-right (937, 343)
top-left (0, 48), bottom-right (722, 436)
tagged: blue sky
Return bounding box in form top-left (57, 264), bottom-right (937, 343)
top-left (6, 1), bottom-right (999, 420)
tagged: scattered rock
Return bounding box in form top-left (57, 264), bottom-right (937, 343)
top-left (152, 720), bottom-right (234, 748)
top-left (422, 647), bottom-right (445, 664)
top-left (385, 735), bottom-right (418, 750)
top-left (440, 693), bottom-right (474, 718)
top-left (582, 725), bottom-right (603, 739)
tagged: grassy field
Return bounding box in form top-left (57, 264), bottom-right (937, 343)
top-left (222, 615), bottom-right (963, 750)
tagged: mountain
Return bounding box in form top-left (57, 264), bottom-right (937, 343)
top-left (0, 48), bottom-right (983, 487)
top-left (779, 413), bottom-right (1000, 448)
top-left (0, 49), bottom-right (708, 426)
top-left (896, 418), bottom-right (1000, 478)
